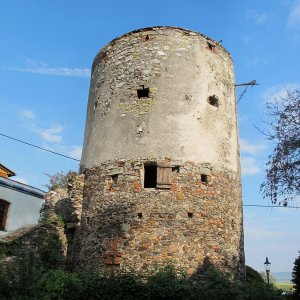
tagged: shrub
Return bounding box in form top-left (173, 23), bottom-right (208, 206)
top-left (36, 269), bottom-right (82, 300)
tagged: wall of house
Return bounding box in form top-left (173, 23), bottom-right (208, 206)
top-left (0, 181), bottom-right (44, 234)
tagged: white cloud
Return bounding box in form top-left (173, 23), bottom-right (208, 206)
top-left (262, 83), bottom-right (300, 102)
top-left (9, 66), bottom-right (90, 78)
top-left (5, 58), bottom-right (90, 78)
top-left (19, 109), bottom-right (36, 121)
top-left (67, 146), bottom-right (82, 160)
top-left (287, 1), bottom-right (300, 28)
top-left (246, 9), bottom-right (268, 24)
top-left (38, 125), bottom-right (64, 143)
top-left (241, 156), bottom-right (261, 176)
top-left (240, 138), bottom-right (266, 155)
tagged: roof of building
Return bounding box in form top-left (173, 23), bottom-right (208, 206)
top-left (0, 163), bottom-right (16, 178)
top-left (0, 177), bottom-right (45, 199)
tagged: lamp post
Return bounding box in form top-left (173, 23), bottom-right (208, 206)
top-left (264, 257), bottom-right (271, 285)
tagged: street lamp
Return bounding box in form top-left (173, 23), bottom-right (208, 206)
top-left (264, 257), bottom-right (271, 284)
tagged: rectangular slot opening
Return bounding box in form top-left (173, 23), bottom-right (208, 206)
top-left (111, 174), bottom-right (118, 184)
top-left (201, 174), bottom-right (208, 183)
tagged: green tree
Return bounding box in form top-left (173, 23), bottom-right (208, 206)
top-left (292, 251), bottom-right (300, 296)
top-left (261, 89), bottom-right (300, 205)
top-left (44, 170), bottom-right (75, 191)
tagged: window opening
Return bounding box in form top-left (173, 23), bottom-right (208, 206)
top-left (137, 212), bottom-right (143, 219)
top-left (144, 165), bottom-right (157, 188)
top-left (207, 95), bottom-right (219, 107)
top-left (144, 163), bottom-right (172, 189)
top-left (145, 35), bottom-right (149, 41)
top-left (201, 174), bottom-right (208, 183)
top-left (0, 200), bottom-right (10, 231)
top-left (137, 85), bottom-right (150, 98)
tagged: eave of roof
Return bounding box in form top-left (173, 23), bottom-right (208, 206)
top-left (0, 163), bottom-right (16, 177)
top-left (0, 177), bottom-right (45, 199)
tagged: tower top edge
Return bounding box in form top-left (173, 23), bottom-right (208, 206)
top-left (92, 26), bottom-right (231, 69)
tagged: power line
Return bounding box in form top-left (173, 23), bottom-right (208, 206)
top-left (0, 132), bottom-right (80, 162)
top-left (1, 134), bottom-right (300, 209)
top-left (243, 204), bottom-right (300, 209)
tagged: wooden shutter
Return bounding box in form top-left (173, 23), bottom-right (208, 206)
top-left (156, 165), bottom-right (172, 189)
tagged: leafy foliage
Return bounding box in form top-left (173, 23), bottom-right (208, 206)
top-left (261, 89), bottom-right (300, 204)
top-left (0, 259), bottom-right (284, 300)
top-left (292, 251), bottom-right (300, 296)
top-left (259, 271), bottom-right (277, 284)
top-left (44, 171), bottom-right (75, 191)
top-left (245, 265), bottom-right (265, 284)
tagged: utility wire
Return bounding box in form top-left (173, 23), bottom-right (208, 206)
top-left (243, 204), bottom-right (300, 209)
top-left (1, 134), bottom-right (300, 209)
top-left (0, 132), bottom-right (80, 162)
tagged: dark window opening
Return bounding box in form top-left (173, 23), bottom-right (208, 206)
top-left (137, 86), bottom-right (150, 98)
top-left (145, 35), bottom-right (149, 41)
top-left (111, 174), bottom-right (118, 184)
top-left (137, 212), bottom-right (143, 219)
top-left (201, 174), bottom-right (208, 183)
top-left (172, 166), bottom-right (180, 173)
top-left (207, 95), bottom-right (219, 107)
top-left (188, 212), bottom-right (194, 218)
top-left (86, 216), bottom-right (90, 225)
top-left (0, 200), bottom-right (10, 231)
top-left (144, 165), bottom-right (157, 188)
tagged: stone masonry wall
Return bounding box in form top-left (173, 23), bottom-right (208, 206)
top-left (74, 158), bottom-right (244, 280)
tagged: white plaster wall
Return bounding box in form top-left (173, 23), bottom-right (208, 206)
top-left (0, 186), bottom-right (44, 235)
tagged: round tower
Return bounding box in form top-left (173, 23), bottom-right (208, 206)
top-left (75, 26), bottom-right (244, 280)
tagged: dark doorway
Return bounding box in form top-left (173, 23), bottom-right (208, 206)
top-left (144, 165), bottom-right (157, 188)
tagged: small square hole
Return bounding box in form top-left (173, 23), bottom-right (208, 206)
top-left (137, 212), bottom-right (143, 219)
top-left (207, 95), bottom-right (219, 107)
top-left (111, 174), bottom-right (118, 184)
top-left (172, 166), bottom-right (180, 173)
top-left (201, 174), bottom-right (208, 183)
top-left (188, 212), bottom-right (193, 218)
top-left (137, 86), bottom-right (150, 98)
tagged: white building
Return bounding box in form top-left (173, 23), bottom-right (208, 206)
top-left (0, 163), bottom-right (45, 235)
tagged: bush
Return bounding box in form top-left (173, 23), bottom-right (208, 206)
top-left (0, 260), bottom-right (285, 300)
top-left (79, 268), bottom-right (146, 300)
top-left (36, 269), bottom-right (82, 300)
top-left (147, 265), bottom-right (191, 300)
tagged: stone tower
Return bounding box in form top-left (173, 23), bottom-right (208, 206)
top-left (75, 26), bottom-right (245, 280)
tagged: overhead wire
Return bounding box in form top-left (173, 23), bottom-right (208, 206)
top-left (1, 133), bottom-right (300, 209)
top-left (0, 132), bottom-right (80, 162)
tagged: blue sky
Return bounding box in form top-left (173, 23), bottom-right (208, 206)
top-left (1, 0), bottom-right (300, 274)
